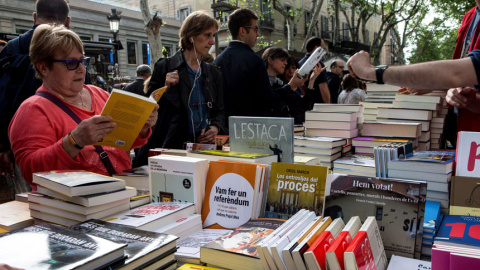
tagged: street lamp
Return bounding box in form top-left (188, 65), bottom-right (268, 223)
top-left (107, 8), bottom-right (121, 76)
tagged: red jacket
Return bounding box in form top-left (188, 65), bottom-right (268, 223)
top-left (453, 6), bottom-right (480, 132)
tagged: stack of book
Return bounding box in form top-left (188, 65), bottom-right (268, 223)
top-left (175, 228), bottom-right (231, 264)
top-left (432, 215), bottom-right (480, 269)
top-left (113, 165), bottom-right (151, 208)
top-left (388, 150), bottom-right (455, 210)
top-left (373, 141), bottom-right (413, 177)
top-left (425, 91), bottom-right (449, 149)
top-left (364, 83), bottom-right (399, 103)
top-left (332, 154), bottom-right (376, 177)
top-left (422, 201), bottom-right (443, 257)
top-left (293, 136), bottom-right (348, 168)
top-left (28, 171), bottom-right (134, 227)
top-left (294, 124), bottom-right (305, 136)
top-left (304, 104), bottom-right (362, 139)
top-left (360, 101), bottom-right (392, 122)
top-left (186, 149), bottom-right (277, 165)
top-left (153, 213), bottom-right (203, 239)
top-left (352, 136), bottom-right (416, 156)
top-left (377, 94), bottom-right (444, 151)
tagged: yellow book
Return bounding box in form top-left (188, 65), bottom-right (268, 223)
top-left (176, 264), bottom-right (224, 270)
top-left (95, 88), bottom-right (161, 151)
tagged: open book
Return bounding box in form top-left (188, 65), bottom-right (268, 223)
top-left (94, 87), bottom-right (166, 151)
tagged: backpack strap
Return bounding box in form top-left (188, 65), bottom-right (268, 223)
top-left (35, 91), bottom-right (117, 176)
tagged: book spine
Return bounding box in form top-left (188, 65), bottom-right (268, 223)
top-left (325, 231), bottom-right (353, 270)
top-left (344, 231), bottom-right (376, 269)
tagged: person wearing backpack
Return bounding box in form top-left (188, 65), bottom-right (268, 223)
top-left (0, 0), bottom-right (70, 200)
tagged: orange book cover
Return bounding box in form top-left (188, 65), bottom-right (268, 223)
top-left (201, 160), bottom-right (259, 229)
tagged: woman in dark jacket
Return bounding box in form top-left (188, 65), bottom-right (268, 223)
top-left (134, 11), bottom-right (224, 166)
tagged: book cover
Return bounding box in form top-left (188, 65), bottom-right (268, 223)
top-left (324, 174), bottom-right (426, 258)
top-left (450, 176), bottom-right (480, 217)
top-left (265, 162), bottom-right (327, 219)
top-left (32, 170), bottom-right (126, 197)
top-left (95, 89), bottom-right (157, 151)
top-left (202, 160), bottom-right (264, 229)
top-left (424, 201), bottom-right (441, 234)
top-left (175, 229), bottom-right (231, 261)
top-left (0, 201), bottom-right (34, 231)
top-left (388, 151), bottom-right (455, 173)
top-left (435, 215), bottom-right (480, 247)
top-left (303, 218), bottom-right (345, 270)
top-left (386, 254), bottom-right (432, 270)
top-left (148, 155), bottom-right (208, 214)
top-left (325, 216), bottom-right (362, 270)
top-left (0, 222), bottom-right (126, 270)
top-left (344, 217), bottom-right (388, 270)
top-left (333, 155), bottom-right (376, 173)
top-left (229, 116), bottom-right (294, 163)
top-left (294, 136), bottom-right (347, 148)
top-left (200, 218), bottom-right (284, 270)
top-left (106, 202), bottom-right (195, 231)
top-left (456, 131), bottom-right (480, 177)
top-left (177, 264), bottom-right (225, 270)
top-left (70, 219), bottom-right (178, 269)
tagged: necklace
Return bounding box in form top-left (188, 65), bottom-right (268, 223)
top-left (49, 87), bottom-right (88, 110)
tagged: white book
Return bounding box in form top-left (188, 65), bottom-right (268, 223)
top-left (292, 217), bottom-right (332, 270)
top-left (386, 254), bottom-right (431, 270)
top-left (175, 229), bottom-right (231, 261)
top-left (270, 212), bottom-right (317, 270)
top-left (377, 108), bottom-right (432, 121)
top-left (388, 169), bottom-right (452, 183)
top-left (153, 214), bottom-right (202, 238)
top-left (29, 201), bottom-right (129, 222)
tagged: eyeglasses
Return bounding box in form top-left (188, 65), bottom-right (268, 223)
top-left (243, 26), bottom-right (259, 33)
top-left (53, 57), bottom-right (90, 70)
top-left (337, 66), bottom-right (345, 69)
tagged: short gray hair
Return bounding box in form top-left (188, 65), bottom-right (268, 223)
top-left (136, 64), bottom-right (152, 77)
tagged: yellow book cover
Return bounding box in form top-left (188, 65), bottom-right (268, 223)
top-left (95, 89), bottom-right (157, 151)
top-left (177, 264), bottom-right (224, 270)
top-left (202, 160), bottom-right (259, 229)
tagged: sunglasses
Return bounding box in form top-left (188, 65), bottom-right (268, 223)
top-left (53, 57), bottom-right (90, 70)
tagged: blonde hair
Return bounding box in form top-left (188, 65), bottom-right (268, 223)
top-left (30, 24), bottom-right (84, 79)
top-left (179, 10), bottom-right (218, 51)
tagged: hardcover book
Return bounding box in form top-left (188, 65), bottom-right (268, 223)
top-left (0, 222), bottom-right (126, 270)
top-left (202, 160), bottom-right (267, 229)
top-left (70, 219), bottom-right (178, 270)
top-left (229, 116), bottom-right (294, 163)
top-left (148, 154), bottom-right (208, 213)
top-left (456, 131), bottom-right (480, 177)
top-left (32, 170), bottom-right (126, 197)
top-left (105, 202), bottom-right (195, 231)
top-left (450, 176), bottom-right (480, 217)
top-left (265, 162), bottom-right (327, 220)
top-left (200, 218), bottom-right (284, 270)
top-left (324, 174), bottom-right (426, 258)
top-left (95, 89), bottom-right (157, 151)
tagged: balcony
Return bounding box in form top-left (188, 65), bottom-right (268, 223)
top-left (259, 17), bottom-right (275, 31)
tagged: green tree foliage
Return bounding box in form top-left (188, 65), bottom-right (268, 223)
top-left (407, 18), bottom-right (457, 63)
top-left (429, 0), bottom-right (476, 22)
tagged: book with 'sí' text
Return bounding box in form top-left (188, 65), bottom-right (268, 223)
top-left (0, 222), bottom-right (126, 270)
top-left (325, 216), bottom-right (362, 270)
top-left (32, 170), bottom-right (126, 197)
top-left (344, 216), bottom-right (388, 270)
top-left (303, 217), bottom-right (345, 270)
top-left (95, 88), bottom-right (159, 151)
top-left (70, 219), bottom-right (178, 270)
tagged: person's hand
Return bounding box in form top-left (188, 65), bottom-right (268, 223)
top-left (288, 69), bottom-right (309, 90)
top-left (165, 70), bottom-right (179, 88)
top-left (140, 104), bottom-right (159, 134)
top-left (446, 87), bottom-right (477, 109)
top-left (197, 125), bottom-right (219, 144)
top-left (71, 115), bottom-right (117, 147)
top-left (397, 87), bottom-right (432, 95)
top-left (0, 263), bottom-right (24, 270)
top-left (346, 50), bottom-right (375, 80)
top-left (0, 151), bottom-right (14, 177)
top-left (309, 64), bottom-right (327, 82)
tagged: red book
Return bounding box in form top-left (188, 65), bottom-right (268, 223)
top-left (325, 216), bottom-right (362, 270)
top-left (344, 217), bottom-right (387, 270)
top-left (304, 218), bottom-right (345, 270)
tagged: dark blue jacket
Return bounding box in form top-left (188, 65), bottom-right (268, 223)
top-left (124, 78), bottom-right (147, 96)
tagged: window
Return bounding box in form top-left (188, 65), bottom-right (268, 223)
top-left (127, 40), bottom-right (137, 65)
top-left (321, 16), bottom-right (329, 38)
top-left (163, 45), bottom-right (172, 58)
top-left (79, 35), bottom-right (92, 41)
top-left (15, 26), bottom-right (30, 34)
top-left (342, 22), bottom-right (350, 41)
top-left (260, 0), bottom-right (274, 27)
top-left (142, 43), bottom-right (150, 65)
top-left (305, 11), bottom-right (312, 33)
top-left (177, 7), bottom-right (191, 22)
top-left (99, 37), bottom-right (113, 63)
top-left (375, 206), bottom-right (383, 220)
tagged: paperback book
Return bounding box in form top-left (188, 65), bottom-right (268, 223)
top-left (229, 116), bottom-right (294, 163)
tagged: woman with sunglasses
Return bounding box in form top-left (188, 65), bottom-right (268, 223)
top-left (8, 24), bottom-right (158, 191)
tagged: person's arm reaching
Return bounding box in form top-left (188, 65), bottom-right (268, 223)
top-left (347, 50), bottom-right (478, 90)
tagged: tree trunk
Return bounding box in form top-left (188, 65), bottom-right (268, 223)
top-left (139, 0), bottom-right (163, 66)
top-left (301, 0), bottom-right (325, 51)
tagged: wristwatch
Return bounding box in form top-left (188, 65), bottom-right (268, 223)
top-left (375, 65), bottom-right (389, 84)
